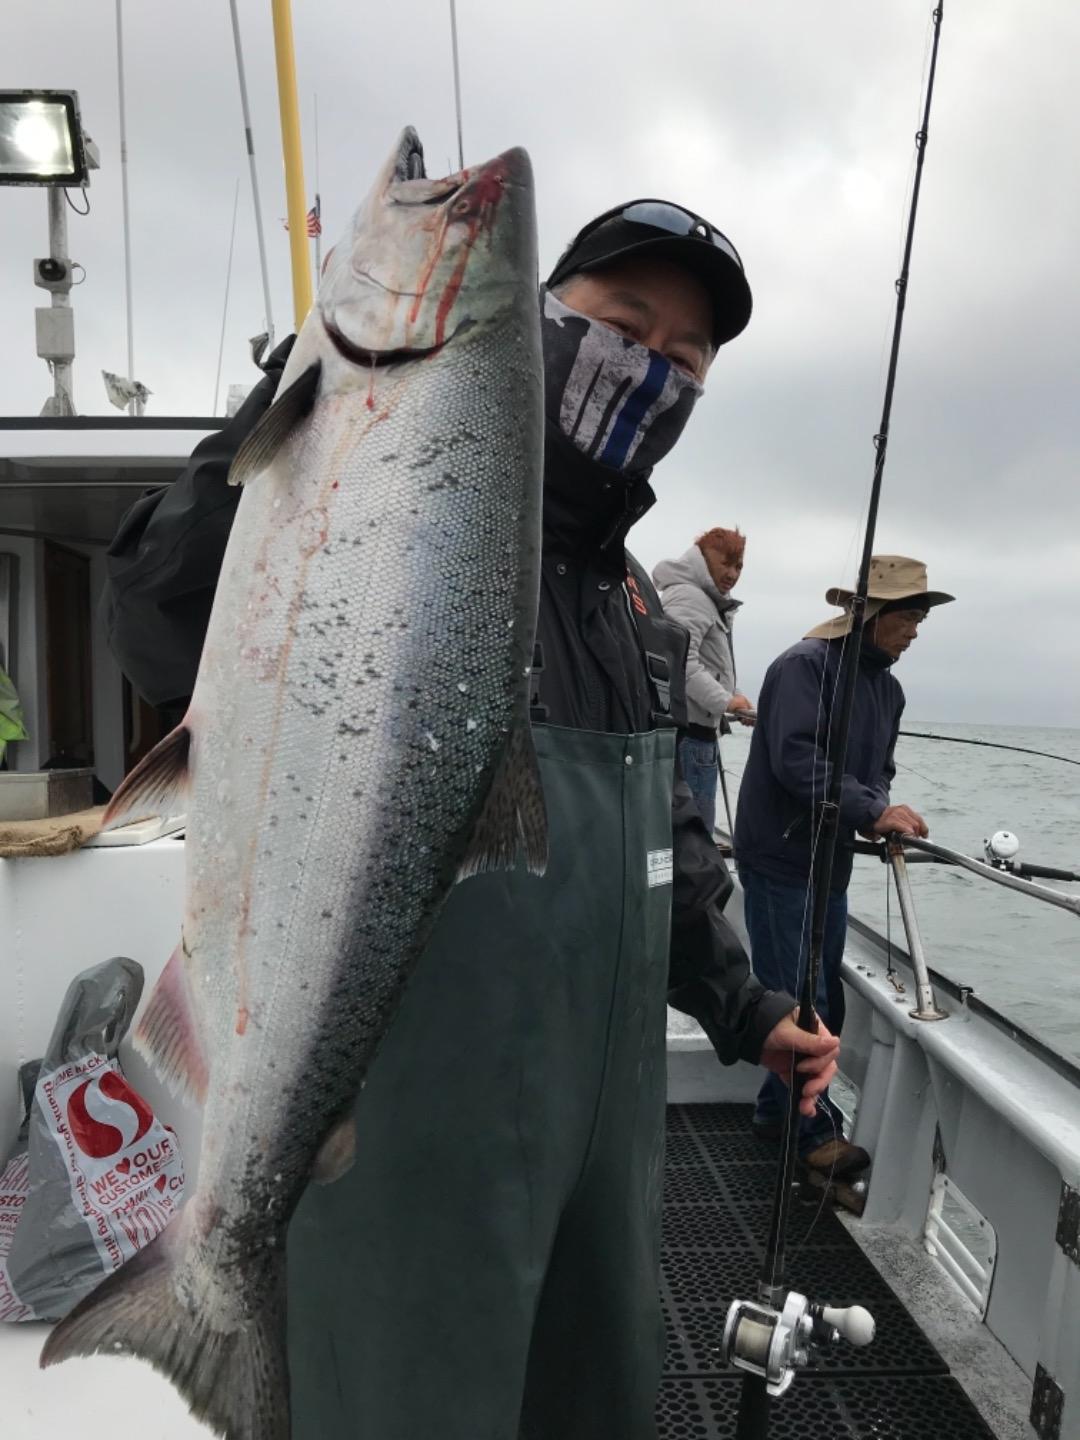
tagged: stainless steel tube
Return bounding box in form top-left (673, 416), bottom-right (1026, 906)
top-left (887, 841), bottom-right (947, 1021)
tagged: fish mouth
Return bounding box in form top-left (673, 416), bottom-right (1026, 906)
top-left (394, 129), bottom-right (427, 183)
top-left (389, 128), bottom-right (465, 208)
top-left (323, 316), bottom-right (458, 368)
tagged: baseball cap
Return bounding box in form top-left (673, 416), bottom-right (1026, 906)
top-left (546, 199), bottom-right (753, 348)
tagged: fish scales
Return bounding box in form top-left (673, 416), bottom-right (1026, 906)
top-left (42, 129), bottom-right (547, 1440)
top-left (188, 325), bottom-right (540, 1250)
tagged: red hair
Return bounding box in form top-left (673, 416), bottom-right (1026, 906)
top-left (695, 527), bottom-right (745, 565)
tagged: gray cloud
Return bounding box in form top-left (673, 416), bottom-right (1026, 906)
top-left (3, 0), bottom-right (1078, 723)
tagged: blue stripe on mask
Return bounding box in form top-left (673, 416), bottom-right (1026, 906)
top-left (598, 352), bottom-right (671, 469)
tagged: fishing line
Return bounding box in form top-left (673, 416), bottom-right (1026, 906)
top-left (891, 754), bottom-right (941, 786)
top-left (763, 581), bottom-right (856, 1295)
top-left (745, 9), bottom-right (948, 1416)
top-left (899, 730), bottom-right (1080, 768)
top-left (788, 1097), bottom-right (841, 1257)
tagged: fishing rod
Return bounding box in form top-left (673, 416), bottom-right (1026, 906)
top-left (721, 7), bottom-right (946, 1431)
top-left (900, 730), bottom-right (1080, 768)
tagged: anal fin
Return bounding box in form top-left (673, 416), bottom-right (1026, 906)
top-left (102, 722), bottom-right (190, 831)
top-left (458, 723), bottom-right (548, 881)
top-left (133, 942), bottom-right (209, 1105)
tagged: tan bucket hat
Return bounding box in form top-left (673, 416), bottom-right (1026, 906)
top-left (805, 555), bottom-right (954, 641)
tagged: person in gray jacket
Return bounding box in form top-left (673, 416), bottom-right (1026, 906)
top-left (653, 527), bottom-right (754, 834)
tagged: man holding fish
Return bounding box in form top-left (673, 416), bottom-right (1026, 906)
top-left (60, 134), bottom-right (838, 1440)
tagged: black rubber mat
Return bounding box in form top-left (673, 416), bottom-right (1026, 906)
top-left (657, 1104), bottom-right (998, 1438)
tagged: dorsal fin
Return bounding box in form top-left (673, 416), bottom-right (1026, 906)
top-left (228, 360), bottom-right (322, 486)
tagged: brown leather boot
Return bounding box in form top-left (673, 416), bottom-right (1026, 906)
top-left (802, 1137), bottom-right (871, 1178)
top-left (805, 1168), bottom-right (868, 1216)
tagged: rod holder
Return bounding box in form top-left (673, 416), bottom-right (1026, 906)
top-left (886, 840), bottom-right (947, 1021)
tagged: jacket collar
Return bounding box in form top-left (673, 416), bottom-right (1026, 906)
top-left (653, 544), bottom-right (742, 616)
top-left (820, 635), bottom-right (896, 673)
top-left (542, 421), bottom-right (657, 563)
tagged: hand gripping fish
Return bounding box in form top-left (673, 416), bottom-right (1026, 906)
top-left (42, 129), bottom-right (547, 1439)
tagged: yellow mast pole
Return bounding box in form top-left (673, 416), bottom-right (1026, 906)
top-left (270, 0), bottom-right (312, 330)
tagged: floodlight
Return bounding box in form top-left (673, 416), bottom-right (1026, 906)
top-left (0, 90), bottom-right (88, 186)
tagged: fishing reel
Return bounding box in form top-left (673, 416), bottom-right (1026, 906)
top-left (721, 1289), bottom-right (876, 1396)
top-left (984, 830), bottom-right (1020, 868)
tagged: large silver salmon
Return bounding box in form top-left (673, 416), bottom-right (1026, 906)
top-left (42, 128), bottom-right (546, 1439)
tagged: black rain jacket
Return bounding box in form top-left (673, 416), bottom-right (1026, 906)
top-left (101, 336), bottom-right (795, 1064)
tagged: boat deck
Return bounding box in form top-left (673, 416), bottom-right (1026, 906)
top-left (2, 1100), bottom-right (1009, 1438)
top-left (657, 1103), bottom-right (999, 1439)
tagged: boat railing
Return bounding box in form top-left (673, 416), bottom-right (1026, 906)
top-left (848, 831), bottom-right (1080, 1028)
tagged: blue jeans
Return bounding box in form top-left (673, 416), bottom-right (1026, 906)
top-left (739, 864), bottom-right (848, 1153)
top-left (678, 734), bottom-right (718, 836)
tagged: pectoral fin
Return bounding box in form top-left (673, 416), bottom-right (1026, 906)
top-left (229, 361), bottom-right (321, 486)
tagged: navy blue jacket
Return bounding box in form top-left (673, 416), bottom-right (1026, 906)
top-left (734, 637), bottom-right (903, 892)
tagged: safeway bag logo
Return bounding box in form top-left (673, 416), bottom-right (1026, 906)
top-left (36, 1052), bottom-right (185, 1273)
top-left (67, 1070), bottom-right (155, 1158)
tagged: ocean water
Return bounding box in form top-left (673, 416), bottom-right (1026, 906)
top-left (719, 723), bottom-right (1080, 1066)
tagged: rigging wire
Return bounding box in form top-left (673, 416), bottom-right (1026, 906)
top-left (448, 0), bottom-right (465, 171)
top-left (212, 179), bottom-right (242, 417)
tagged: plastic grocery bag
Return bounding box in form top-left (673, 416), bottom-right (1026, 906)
top-left (0, 1062), bottom-right (41, 1320)
top-left (0, 957), bottom-right (186, 1321)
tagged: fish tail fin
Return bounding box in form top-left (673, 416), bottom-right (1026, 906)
top-left (41, 1223), bottom-right (288, 1440)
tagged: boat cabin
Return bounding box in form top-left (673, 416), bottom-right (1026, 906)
top-left (0, 418), bottom-right (219, 796)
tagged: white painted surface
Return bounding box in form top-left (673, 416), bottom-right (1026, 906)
top-left (0, 840), bottom-right (211, 1436)
top-left (1, 1326), bottom-right (214, 1439)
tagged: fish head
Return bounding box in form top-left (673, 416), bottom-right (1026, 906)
top-left (317, 127), bottom-right (536, 367)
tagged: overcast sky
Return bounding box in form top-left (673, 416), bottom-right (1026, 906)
top-left (4, 0), bottom-right (1079, 725)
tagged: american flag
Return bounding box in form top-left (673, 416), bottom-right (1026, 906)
top-left (282, 197), bottom-right (321, 237)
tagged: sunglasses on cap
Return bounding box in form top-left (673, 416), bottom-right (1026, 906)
top-left (562, 199), bottom-right (744, 271)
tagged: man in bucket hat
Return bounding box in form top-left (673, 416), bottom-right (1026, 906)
top-left (734, 557), bottom-right (954, 1188)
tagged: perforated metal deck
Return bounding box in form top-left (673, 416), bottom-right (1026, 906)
top-left (658, 1104), bottom-right (999, 1438)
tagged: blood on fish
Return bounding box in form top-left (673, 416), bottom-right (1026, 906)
top-left (408, 161), bottom-right (508, 344)
top-left (236, 1007), bottom-right (249, 1036)
top-left (433, 166), bottom-right (508, 345)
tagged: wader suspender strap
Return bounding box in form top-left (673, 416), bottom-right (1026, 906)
top-left (626, 555), bottom-right (680, 730)
top-left (528, 628), bottom-right (675, 730)
top-left (527, 554), bottom-right (681, 729)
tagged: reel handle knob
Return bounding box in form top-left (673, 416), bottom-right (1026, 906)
top-left (821, 1304), bottom-right (875, 1347)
